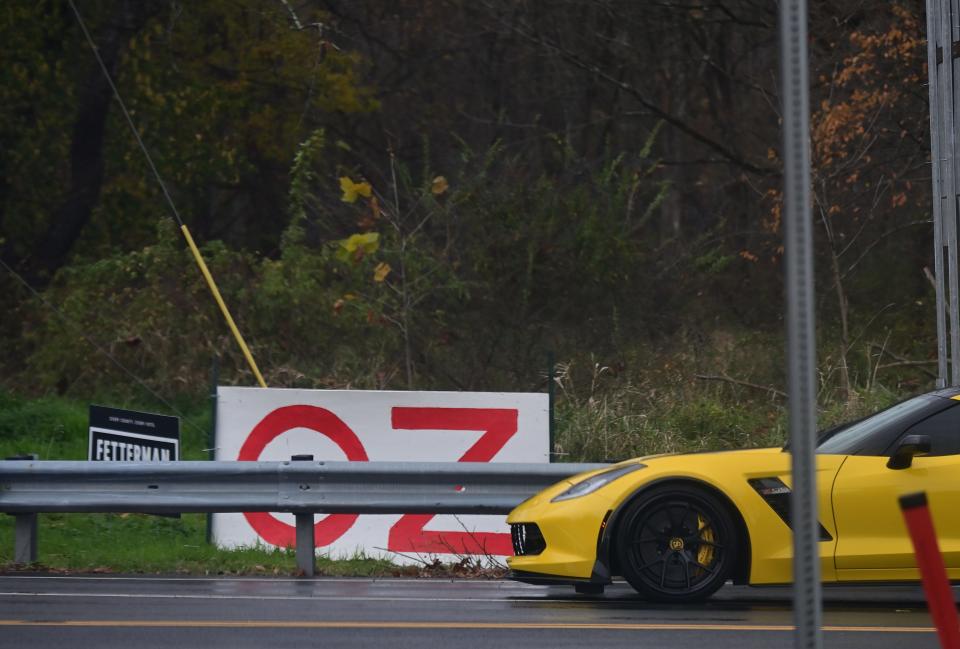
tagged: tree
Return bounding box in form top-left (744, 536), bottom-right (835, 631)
top-left (759, 2), bottom-right (931, 400)
top-left (0, 0), bottom-right (376, 283)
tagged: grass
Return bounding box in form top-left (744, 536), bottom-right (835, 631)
top-left (548, 333), bottom-right (931, 463)
top-left (0, 511), bottom-right (478, 576)
top-left (554, 391), bottom-right (786, 462)
top-left (0, 392), bottom-right (212, 461)
top-left (550, 351), bottom-right (789, 462)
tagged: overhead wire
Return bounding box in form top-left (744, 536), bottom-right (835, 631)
top-left (67, 0), bottom-right (185, 228)
top-left (67, 0), bottom-right (267, 388)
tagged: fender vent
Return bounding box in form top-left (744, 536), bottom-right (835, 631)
top-left (748, 477), bottom-right (832, 541)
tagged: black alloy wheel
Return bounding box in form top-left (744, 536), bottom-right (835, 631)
top-left (616, 484), bottom-right (738, 602)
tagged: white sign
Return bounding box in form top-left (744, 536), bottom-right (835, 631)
top-left (212, 387), bottom-right (548, 562)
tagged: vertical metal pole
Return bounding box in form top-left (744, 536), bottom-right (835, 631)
top-left (206, 355), bottom-right (219, 545)
top-left (940, 0), bottom-right (960, 385)
top-left (291, 454), bottom-right (315, 577)
top-left (928, 0), bottom-right (949, 388)
top-left (547, 351), bottom-right (555, 462)
top-left (779, 1), bottom-right (822, 648)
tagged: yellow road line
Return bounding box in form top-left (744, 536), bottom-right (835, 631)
top-left (0, 620), bottom-right (935, 633)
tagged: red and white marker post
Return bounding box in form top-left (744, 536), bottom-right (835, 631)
top-left (899, 491), bottom-right (960, 649)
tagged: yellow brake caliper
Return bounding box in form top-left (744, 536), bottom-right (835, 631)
top-left (696, 515), bottom-right (715, 573)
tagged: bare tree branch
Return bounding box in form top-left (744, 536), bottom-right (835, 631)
top-left (477, 0), bottom-right (776, 177)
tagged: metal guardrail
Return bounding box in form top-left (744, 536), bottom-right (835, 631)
top-left (0, 460), bottom-right (606, 574)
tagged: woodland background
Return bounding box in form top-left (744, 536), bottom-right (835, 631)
top-left (0, 0), bottom-right (940, 459)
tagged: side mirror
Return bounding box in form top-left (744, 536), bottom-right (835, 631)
top-left (886, 434), bottom-right (932, 470)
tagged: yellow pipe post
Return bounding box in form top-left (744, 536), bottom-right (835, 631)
top-left (180, 224), bottom-right (267, 388)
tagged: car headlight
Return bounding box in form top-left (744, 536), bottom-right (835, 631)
top-left (550, 463), bottom-right (646, 502)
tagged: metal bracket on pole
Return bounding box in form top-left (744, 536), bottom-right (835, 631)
top-left (291, 454), bottom-right (315, 577)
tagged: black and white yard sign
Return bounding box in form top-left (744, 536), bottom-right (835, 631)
top-left (88, 405), bottom-right (179, 462)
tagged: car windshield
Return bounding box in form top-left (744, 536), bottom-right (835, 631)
top-left (815, 394), bottom-right (938, 455)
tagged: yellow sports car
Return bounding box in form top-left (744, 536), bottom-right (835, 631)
top-left (507, 388), bottom-right (960, 601)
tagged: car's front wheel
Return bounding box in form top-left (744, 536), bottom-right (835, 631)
top-left (615, 484), bottom-right (738, 602)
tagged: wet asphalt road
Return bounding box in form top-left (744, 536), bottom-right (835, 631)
top-left (0, 574), bottom-right (948, 649)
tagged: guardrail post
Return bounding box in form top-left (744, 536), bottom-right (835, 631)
top-left (14, 514), bottom-right (38, 564)
top-left (7, 454), bottom-right (39, 564)
top-left (291, 454), bottom-right (315, 577)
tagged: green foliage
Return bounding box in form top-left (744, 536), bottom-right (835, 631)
top-left (0, 1), bottom-right (378, 274)
top-left (0, 390), bottom-right (210, 462)
top-left (817, 387), bottom-right (901, 431)
top-left (15, 211), bottom-right (402, 397)
top-left (0, 1), bottom-right (75, 260)
top-left (0, 393), bottom-right (89, 460)
top-left (299, 136), bottom-right (674, 389)
top-left (88, 1), bottom-right (376, 255)
top-left (692, 248), bottom-right (736, 274)
top-left (0, 0), bottom-right (939, 418)
top-left (667, 397), bottom-right (770, 447)
top-left (288, 129), bottom-right (327, 224)
top-left (550, 340), bottom-right (788, 463)
top-left (7, 116), bottom-right (940, 402)
top-left (21, 219), bottom-right (229, 397)
top-left (555, 394), bottom-right (782, 464)
top-left (548, 322), bottom-right (941, 465)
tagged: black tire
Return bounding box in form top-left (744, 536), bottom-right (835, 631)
top-left (615, 484), bottom-right (738, 602)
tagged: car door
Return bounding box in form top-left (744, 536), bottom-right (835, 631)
top-left (832, 403), bottom-right (960, 581)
